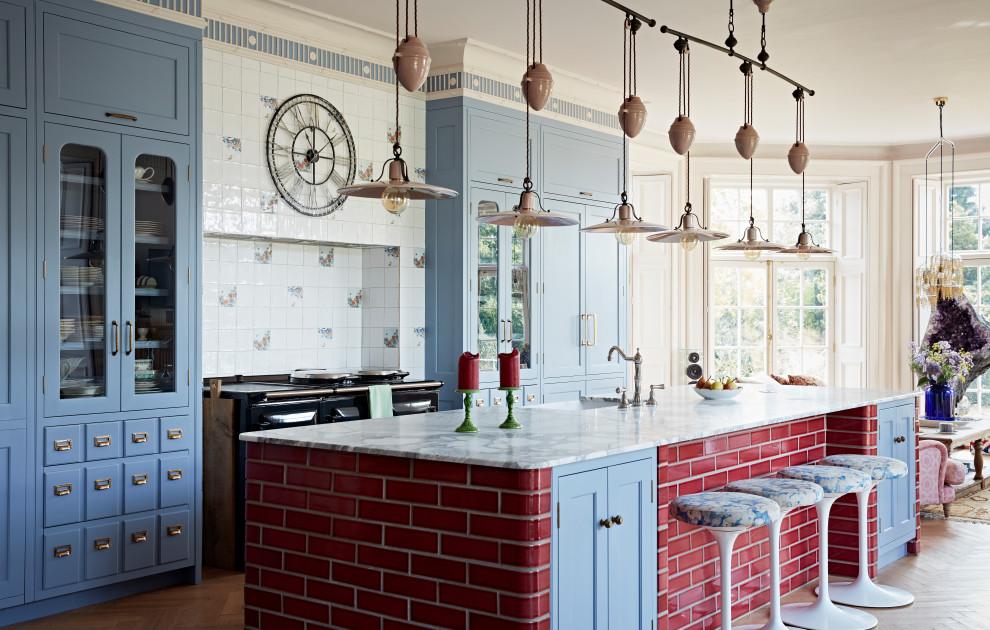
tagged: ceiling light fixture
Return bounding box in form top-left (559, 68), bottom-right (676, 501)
top-left (338, 0), bottom-right (458, 213)
top-left (667, 38), bottom-right (696, 155)
top-left (788, 88), bottom-right (810, 174)
top-left (521, 0), bottom-right (552, 111)
top-left (778, 172), bottom-right (834, 260)
top-left (734, 61), bottom-right (759, 160)
top-left (583, 14), bottom-right (668, 246)
top-left (647, 151), bottom-right (729, 250)
top-left (617, 15), bottom-right (647, 138)
top-left (716, 158), bottom-right (783, 260)
top-left (477, 0), bottom-right (578, 239)
top-left (392, 0), bottom-right (430, 92)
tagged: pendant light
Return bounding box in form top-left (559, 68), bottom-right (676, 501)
top-left (778, 172), bottom-right (834, 260)
top-left (521, 0), bottom-right (552, 111)
top-left (477, 0), bottom-right (577, 238)
top-left (915, 97), bottom-right (963, 307)
top-left (788, 88), bottom-right (810, 174)
top-left (582, 15), bottom-right (668, 246)
top-left (667, 38), bottom-right (696, 155)
top-left (338, 0), bottom-right (458, 212)
top-left (392, 0), bottom-right (430, 92)
top-left (618, 16), bottom-right (647, 138)
top-left (647, 151), bottom-right (729, 250)
top-left (716, 158), bottom-right (783, 259)
top-left (734, 62), bottom-right (759, 160)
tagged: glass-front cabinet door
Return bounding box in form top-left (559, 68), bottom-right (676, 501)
top-left (44, 124), bottom-right (122, 416)
top-left (120, 137), bottom-right (189, 410)
top-left (469, 186), bottom-right (539, 385)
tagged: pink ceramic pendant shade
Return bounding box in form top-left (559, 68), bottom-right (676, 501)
top-left (619, 95), bottom-right (647, 138)
top-left (522, 62), bottom-right (553, 111)
top-left (668, 116), bottom-right (695, 155)
top-left (788, 141), bottom-right (809, 174)
top-left (392, 35), bottom-right (430, 92)
top-left (735, 124), bottom-right (759, 160)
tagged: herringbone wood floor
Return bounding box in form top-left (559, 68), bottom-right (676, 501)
top-left (7, 518), bottom-right (990, 629)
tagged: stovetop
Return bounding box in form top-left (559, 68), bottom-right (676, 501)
top-left (203, 373), bottom-right (443, 401)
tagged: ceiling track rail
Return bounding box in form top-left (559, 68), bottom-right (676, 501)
top-left (598, 0), bottom-right (657, 27)
top-left (660, 25), bottom-right (815, 96)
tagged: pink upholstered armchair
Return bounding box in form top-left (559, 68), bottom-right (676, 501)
top-left (919, 440), bottom-right (967, 517)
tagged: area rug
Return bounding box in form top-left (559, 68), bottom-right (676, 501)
top-left (922, 484), bottom-right (990, 524)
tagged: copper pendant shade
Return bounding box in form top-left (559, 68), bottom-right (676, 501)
top-left (619, 95), bottom-right (647, 138)
top-left (716, 225), bottom-right (784, 259)
top-left (648, 207), bottom-right (729, 245)
top-left (734, 124), bottom-right (759, 160)
top-left (522, 62), bottom-right (553, 111)
top-left (581, 201), bottom-right (668, 235)
top-left (778, 230), bottom-right (833, 258)
top-left (788, 141), bottom-right (809, 174)
top-left (392, 35), bottom-right (431, 92)
top-left (338, 159), bottom-right (457, 201)
top-left (668, 115), bottom-right (695, 155)
top-left (476, 191), bottom-right (578, 228)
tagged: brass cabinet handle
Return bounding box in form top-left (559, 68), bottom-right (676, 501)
top-left (167, 429), bottom-right (183, 440)
top-left (527, 394), bottom-right (536, 402)
top-left (600, 517), bottom-right (613, 529)
top-left (167, 524), bottom-right (182, 536)
top-left (53, 439), bottom-right (72, 451)
top-left (53, 545), bottom-right (72, 558)
top-left (93, 537), bottom-right (112, 551)
top-left (475, 399), bottom-right (484, 407)
top-left (132, 531), bottom-right (148, 543)
top-left (167, 469), bottom-right (182, 480)
top-left (612, 515), bottom-right (623, 526)
top-left (581, 314), bottom-right (589, 346)
top-left (105, 112), bottom-right (137, 121)
top-left (590, 314), bottom-right (598, 347)
top-left (94, 478), bottom-right (111, 491)
top-left (132, 432), bottom-right (148, 443)
top-left (94, 435), bottom-right (111, 447)
top-left (54, 483), bottom-right (72, 496)
top-left (125, 321), bottom-right (133, 355)
top-left (895, 435), bottom-right (906, 443)
top-left (111, 321), bottom-right (119, 356)
top-left (492, 397), bottom-right (503, 406)
top-left (497, 177), bottom-right (514, 183)
top-left (132, 474), bottom-right (148, 485)
top-left (579, 191), bottom-right (593, 197)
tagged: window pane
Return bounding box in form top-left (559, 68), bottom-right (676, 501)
top-left (982, 267), bottom-right (990, 304)
top-left (952, 217), bottom-right (979, 251)
top-left (713, 268), bottom-right (739, 306)
top-left (740, 309), bottom-right (765, 346)
top-left (740, 349), bottom-right (765, 377)
top-left (952, 185), bottom-right (979, 216)
top-left (776, 267), bottom-right (800, 306)
top-left (712, 188), bottom-right (739, 221)
top-left (714, 309), bottom-right (738, 346)
top-left (714, 348), bottom-right (739, 377)
top-left (774, 189), bottom-right (801, 222)
top-left (775, 347), bottom-right (801, 376)
top-left (982, 183), bottom-right (990, 216)
top-left (777, 309), bottom-right (800, 345)
top-left (803, 268), bottom-right (827, 306)
top-left (802, 310), bottom-right (826, 346)
top-left (749, 189), bottom-right (769, 221)
top-left (805, 190), bottom-right (829, 221)
top-left (740, 269), bottom-right (766, 306)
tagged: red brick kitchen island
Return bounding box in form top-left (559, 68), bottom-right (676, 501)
top-left (240, 386), bottom-right (919, 630)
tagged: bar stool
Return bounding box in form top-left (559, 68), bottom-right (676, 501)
top-left (778, 465), bottom-right (878, 630)
top-left (818, 454), bottom-right (915, 608)
top-left (726, 478), bottom-right (825, 630)
top-left (669, 492), bottom-right (781, 630)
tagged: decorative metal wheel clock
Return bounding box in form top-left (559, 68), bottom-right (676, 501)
top-left (265, 93), bottom-right (356, 216)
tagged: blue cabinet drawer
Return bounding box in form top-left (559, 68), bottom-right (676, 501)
top-left (44, 468), bottom-right (82, 527)
top-left (0, 1), bottom-right (27, 109)
top-left (123, 457), bottom-right (157, 514)
top-left (42, 13), bottom-right (190, 135)
top-left (468, 112), bottom-right (528, 187)
top-left (123, 515), bottom-right (156, 572)
top-left (85, 421), bottom-right (121, 460)
top-left (84, 522), bottom-right (119, 580)
top-left (542, 130), bottom-right (621, 201)
top-left (43, 528), bottom-right (81, 589)
top-left (521, 385), bottom-right (539, 406)
top-left (124, 418), bottom-right (158, 457)
top-left (85, 462), bottom-right (121, 521)
top-left (159, 453), bottom-right (190, 508)
top-left (159, 508), bottom-right (189, 564)
top-left (44, 425), bottom-right (83, 466)
top-left (159, 415), bottom-right (191, 453)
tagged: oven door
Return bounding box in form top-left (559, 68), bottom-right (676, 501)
top-left (391, 390), bottom-right (439, 416)
top-left (249, 398), bottom-right (320, 431)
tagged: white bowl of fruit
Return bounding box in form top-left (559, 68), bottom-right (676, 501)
top-left (693, 376), bottom-right (743, 401)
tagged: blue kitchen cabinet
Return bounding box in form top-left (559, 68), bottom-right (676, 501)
top-left (582, 205), bottom-right (627, 377)
top-left (553, 451), bottom-right (656, 630)
top-left (877, 400), bottom-right (916, 567)
top-left (468, 110), bottom-right (530, 188)
top-left (0, 428), bottom-right (26, 602)
top-left (0, 1), bottom-right (27, 109)
top-left (542, 128), bottom-right (622, 203)
top-left (0, 115), bottom-right (28, 424)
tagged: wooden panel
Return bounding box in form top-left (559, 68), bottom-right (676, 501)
top-left (835, 182), bottom-right (868, 387)
top-left (203, 380), bottom-right (236, 570)
top-left (555, 467), bottom-right (608, 630)
top-left (0, 1), bottom-right (27, 109)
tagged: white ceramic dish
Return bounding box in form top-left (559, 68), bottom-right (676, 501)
top-left (693, 386), bottom-right (744, 401)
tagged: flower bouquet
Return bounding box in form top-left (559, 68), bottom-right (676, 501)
top-left (908, 341), bottom-right (973, 421)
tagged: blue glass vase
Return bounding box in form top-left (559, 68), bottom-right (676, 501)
top-left (925, 382), bottom-right (955, 421)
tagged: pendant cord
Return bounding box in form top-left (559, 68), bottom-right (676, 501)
top-left (801, 171), bottom-right (806, 231)
top-left (938, 103), bottom-right (943, 257)
top-left (539, 0), bottom-right (543, 64)
top-left (621, 17), bottom-right (628, 195)
top-left (395, 0), bottom-right (399, 48)
top-left (749, 158), bottom-right (754, 226)
top-left (794, 91), bottom-right (805, 144)
top-left (414, 0), bottom-right (418, 37)
top-left (525, 0), bottom-right (531, 184)
top-left (404, 0), bottom-right (409, 39)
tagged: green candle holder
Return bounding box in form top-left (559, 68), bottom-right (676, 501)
top-left (455, 389), bottom-right (480, 433)
top-left (498, 387), bottom-right (522, 429)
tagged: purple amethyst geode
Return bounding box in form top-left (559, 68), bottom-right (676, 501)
top-left (924, 294), bottom-right (990, 405)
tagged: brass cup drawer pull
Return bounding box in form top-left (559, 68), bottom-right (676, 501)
top-left (167, 524), bottom-right (182, 536)
top-left (167, 429), bottom-right (183, 440)
top-left (94, 479), bottom-right (111, 491)
top-left (132, 474), bottom-right (148, 486)
top-left (53, 483), bottom-right (72, 496)
top-left (132, 531), bottom-right (148, 543)
top-left (527, 394), bottom-right (536, 402)
top-left (53, 439), bottom-right (72, 451)
top-left (475, 399), bottom-right (484, 407)
top-left (167, 469), bottom-right (182, 481)
top-left (132, 432), bottom-right (148, 443)
top-left (94, 435), bottom-right (111, 447)
top-left (53, 544), bottom-right (72, 558)
top-left (493, 397), bottom-right (503, 406)
top-left (94, 537), bottom-right (112, 551)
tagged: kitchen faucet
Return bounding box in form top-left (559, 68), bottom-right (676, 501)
top-left (608, 346), bottom-right (643, 406)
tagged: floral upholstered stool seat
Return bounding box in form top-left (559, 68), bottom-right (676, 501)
top-left (726, 479), bottom-right (825, 630)
top-left (778, 465), bottom-right (878, 630)
top-left (669, 492), bottom-right (781, 630)
top-left (818, 454), bottom-right (915, 609)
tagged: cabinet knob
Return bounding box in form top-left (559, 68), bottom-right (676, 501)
top-left (599, 517), bottom-right (613, 529)
top-left (612, 515), bottom-right (623, 526)
top-left (894, 435), bottom-right (906, 443)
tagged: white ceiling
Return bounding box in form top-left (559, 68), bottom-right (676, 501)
top-left (290, 0), bottom-right (990, 147)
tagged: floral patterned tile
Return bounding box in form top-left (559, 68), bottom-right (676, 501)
top-left (383, 327), bottom-right (398, 348)
top-left (318, 327), bottom-right (333, 348)
top-left (384, 246), bottom-right (399, 267)
top-left (222, 136), bottom-right (241, 160)
top-left (319, 246), bottom-right (334, 267)
top-left (219, 285), bottom-right (237, 307)
top-left (387, 123), bottom-right (401, 144)
top-left (253, 329), bottom-right (271, 350)
top-left (347, 288), bottom-right (363, 308)
top-left (414, 167), bottom-right (426, 183)
top-left (412, 248), bottom-right (426, 269)
top-left (357, 159), bottom-right (374, 182)
top-left (414, 326), bottom-right (425, 347)
top-left (288, 286), bottom-right (303, 307)
top-left (260, 191), bottom-right (279, 214)
top-left (260, 95), bottom-right (278, 119)
top-left (254, 241), bottom-right (272, 264)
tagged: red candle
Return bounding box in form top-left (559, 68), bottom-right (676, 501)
top-left (498, 348), bottom-right (520, 388)
top-left (457, 352), bottom-right (480, 390)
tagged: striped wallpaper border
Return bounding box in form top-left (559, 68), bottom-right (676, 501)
top-left (131, 0), bottom-right (201, 16)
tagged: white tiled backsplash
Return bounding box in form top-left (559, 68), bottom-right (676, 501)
top-left (201, 44), bottom-right (428, 378)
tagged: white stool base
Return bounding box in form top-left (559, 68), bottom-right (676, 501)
top-left (815, 579), bottom-right (915, 608)
top-left (780, 600), bottom-right (877, 630)
top-left (735, 622), bottom-right (801, 630)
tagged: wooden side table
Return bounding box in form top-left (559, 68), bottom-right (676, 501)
top-left (919, 419), bottom-right (990, 490)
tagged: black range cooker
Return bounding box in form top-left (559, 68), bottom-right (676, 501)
top-left (203, 370), bottom-right (442, 570)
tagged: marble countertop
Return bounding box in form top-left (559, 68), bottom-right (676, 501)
top-left (239, 386), bottom-right (919, 469)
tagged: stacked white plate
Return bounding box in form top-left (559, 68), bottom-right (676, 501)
top-left (80, 316), bottom-right (104, 341)
top-left (61, 266), bottom-right (104, 287)
top-left (61, 379), bottom-right (102, 397)
top-left (61, 215), bottom-right (104, 232)
top-left (134, 380), bottom-right (163, 394)
top-left (59, 318), bottom-right (76, 342)
top-left (135, 221), bottom-right (166, 238)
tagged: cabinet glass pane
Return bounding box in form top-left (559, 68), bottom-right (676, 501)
top-left (58, 145), bottom-right (108, 400)
top-left (510, 232), bottom-right (531, 370)
top-left (131, 155), bottom-right (177, 395)
top-left (477, 200), bottom-right (500, 373)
